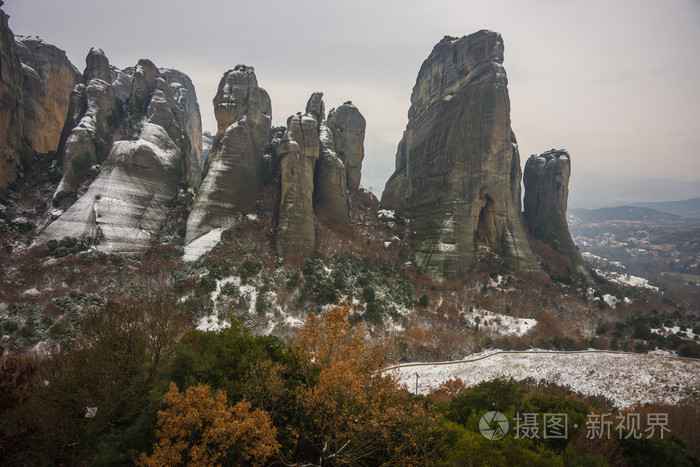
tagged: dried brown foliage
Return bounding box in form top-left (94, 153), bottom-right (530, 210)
top-left (138, 382), bottom-right (278, 466)
top-left (289, 303), bottom-right (447, 465)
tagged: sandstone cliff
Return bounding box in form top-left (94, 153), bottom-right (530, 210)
top-left (52, 47), bottom-right (118, 200)
top-left (523, 149), bottom-right (591, 279)
top-left (0, 2), bottom-right (24, 192)
top-left (160, 68), bottom-right (203, 186)
top-left (277, 112), bottom-right (320, 257)
top-left (276, 92), bottom-right (354, 257)
top-left (381, 31), bottom-right (540, 279)
top-left (39, 57), bottom-right (191, 253)
top-left (184, 65), bottom-right (271, 257)
top-left (15, 36), bottom-right (81, 155)
top-left (327, 102), bottom-right (365, 192)
top-left (314, 122), bottom-right (350, 228)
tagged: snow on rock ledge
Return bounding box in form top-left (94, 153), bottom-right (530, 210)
top-left (39, 123), bottom-right (185, 253)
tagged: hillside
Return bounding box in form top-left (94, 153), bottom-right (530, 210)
top-left (570, 205), bottom-right (683, 223)
top-left (2, 6), bottom-right (700, 464)
top-left (389, 349), bottom-right (700, 408)
top-left (631, 197), bottom-right (700, 219)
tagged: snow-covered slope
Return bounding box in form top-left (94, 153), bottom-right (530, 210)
top-left (387, 349), bottom-right (700, 408)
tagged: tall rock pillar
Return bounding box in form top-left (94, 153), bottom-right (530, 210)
top-left (185, 65), bottom-right (272, 248)
top-left (381, 30), bottom-right (540, 279)
top-left (523, 149), bottom-right (591, 279)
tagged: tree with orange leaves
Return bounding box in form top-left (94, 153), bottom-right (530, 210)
top-left (138, 382), bottom-right (278, 467)
top-left (287, 303), bottom-right (447, 466)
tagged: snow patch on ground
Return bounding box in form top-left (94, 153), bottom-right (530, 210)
top-left (603, 294), bottom-right (619, 308)
top-left (387, 349), bottom-right (700, 408)
top-left (595, 269), bottom-right (659, 291)
top-left (462, 309), bottom-right (537, 337)
top-left (652, 326), bottom-right (698, 340)
top-left (196, 314), bottom-right (230, 332)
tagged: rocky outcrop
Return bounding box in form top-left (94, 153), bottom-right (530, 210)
top-left (277, 92), bottom-right (354, 257)
top-left (327, 102), bottom-right (365, 191)
top-left (160, 68), bottom-right (203, 186)
top-left (523, 149), bottom-right (591, 279)
top-left (381, 31), bottom-right (540, 279)
top-left (53, 47), bottom-right (118, 199)
top-left (39, 57), bottom-right (191, 253)
top-left (314, 122), bottom-right (350, 228)
top-left (0, 3), bottom-right (24, 191)
top-left (184, 65), bottom-right (271, 256)
top-left (15, 36), bottom-right (81, 155)
top-left (277, 112), bottom-right (320, 257)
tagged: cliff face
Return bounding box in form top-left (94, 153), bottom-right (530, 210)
top-left (39, 54), bottom-right (192, 253)
top-left (0, 3), bottom-right (24, 191)
top-left (15, 36), bottom-right (81, 155)
top-left (277, 112), bottom-right (321, 257)
top-left (52, 47), bottom-right (118, 200)
top-left (184, 65), bottom-right (272, 256)
top-left (327, 103), bottom-right (365, 192)
top-left (276, 92), bottom-right (353, 257)
top-left (523, 149), bottom-right (591, 279)
top-left (160, 68), bottom-right (203, 187)
top-left (381, 31), bottom-right (540, 279)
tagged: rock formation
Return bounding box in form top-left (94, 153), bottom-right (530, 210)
top-left (184, 65), bottom-right (271, 257)
top-left (327, 102), bottom-right (365, 191)
top-left (381, 30), bottom-right (540, 279)
top-left (277, 92), bottom-right (354, 257)
top-left (523, 149), bottom-right (591, 279)
top-left (39, 57), bottom-right (191, 253)
top-left (314, 122), bottom-right (350, 228)
top-left (160, 68), bottom-right (203, 186)
top-left (277, 112), bottom-right (321, 257)
top-left (52, 47), bottom-right (119, 200)
top-left (0, 2), bottom-right (24, 191)
top-left (15, 36), bottom-right (81, 155)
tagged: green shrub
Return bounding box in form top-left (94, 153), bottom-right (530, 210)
top-left (90, 131), bottom-right (106, 153)
top-left (255, 294), bottom-right (266, 315)
top-left (362, 285), bottom-right (376, 303)
top-left (418, 294), bottom-right (429, 307)
top-left (70, 150), bottom-right (93, 173)
top-left (239, 258), bottom-right (263, 283)
top-left (678, 342), bottom-right (700, 358)
top-left (221, 282), bottom-right (239, 296)
top-left (365, 302), bottom-right (382, 324)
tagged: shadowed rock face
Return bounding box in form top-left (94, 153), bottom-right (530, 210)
top-left (39, 54), bottom-right (191, 253)
top-left (160, 68), bottom-right (203, 187)
top-left (15, 36), bottom-right (81, 155)
top-left (53, 47), bottom-right (118, 198)
top-left (381, 30), bottom-right (540, 280)
top-left (314, 122), bottom-right (350, 229)
top-left (0, 3), bottom-right (24, 191)
top-left (327, 103), bottom-right (365, 192)
top-left (277, 92), bottom-right (353, 257)
top-left (277, 112), bottom-right (320, 257)
top-left (524, 149), bottom-right (591, 279)
top-left (184, 65), bottom-right (271, 250)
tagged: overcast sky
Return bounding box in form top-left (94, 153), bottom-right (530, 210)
top-left (4, 0), bottom-right (700, 195)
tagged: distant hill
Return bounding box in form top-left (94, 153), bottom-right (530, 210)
top-left (567, 173), bottom-right (700, 209)
top-left (570, 206), bottom-right (682, 223)
top-left (630, 197), bottom-right (700, 219)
